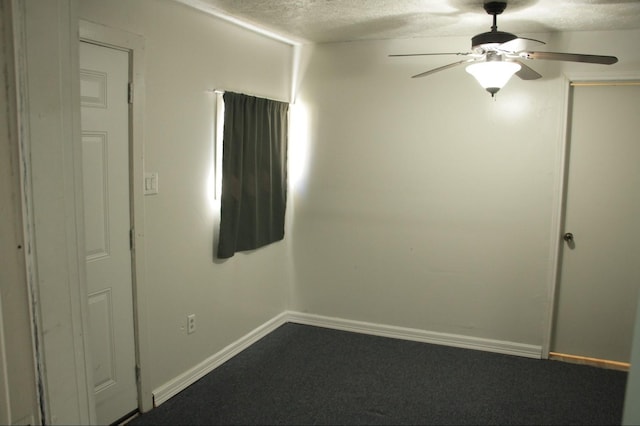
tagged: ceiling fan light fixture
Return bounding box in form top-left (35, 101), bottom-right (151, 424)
top-left (391, 1), bottom-right (617, 92)
top-left (465, 60), bottom-right (521, 97)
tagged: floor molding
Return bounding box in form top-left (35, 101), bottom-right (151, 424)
top-left (549, 352), bottom-right (630, 371)
top-left (286, 311), bottom-right (542, 359)
top-left (152, 312), bottom-right (289, 407)
top-left (152, 310), bottom-right (542, 407)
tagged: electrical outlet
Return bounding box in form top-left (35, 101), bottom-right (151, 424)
top-left (187, 314), bottom-right (196, 334)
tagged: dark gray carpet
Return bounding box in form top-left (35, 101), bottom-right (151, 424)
top-left (128, 323), bottom-right (628, 425)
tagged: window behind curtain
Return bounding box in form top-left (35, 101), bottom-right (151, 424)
top-left (216, 92), bottom-right (289, 259)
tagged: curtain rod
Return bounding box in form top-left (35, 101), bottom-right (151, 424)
top-left (207, 88), bottom-right (290, 104)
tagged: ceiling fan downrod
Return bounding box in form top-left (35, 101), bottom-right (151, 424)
top-left (484, 1), bottom-right (506, 32)
top-left (471, 2), bottom-right (517, 49)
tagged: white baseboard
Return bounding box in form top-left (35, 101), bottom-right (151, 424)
top-left (153, 310), bottom-right (541, 407)
top-left (285, 311), bottom-right (542, 359)
top-left (152, 312), bottom-right (289, 407)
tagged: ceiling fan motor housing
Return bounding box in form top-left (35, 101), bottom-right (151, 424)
top-left (472, 30), bottom-right (517, 49)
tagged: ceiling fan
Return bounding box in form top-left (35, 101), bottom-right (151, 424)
top-left (390, 1), bottom-right (618, 97)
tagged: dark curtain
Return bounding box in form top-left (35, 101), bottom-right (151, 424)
top-left (217, 92), bottom-right (289, 259)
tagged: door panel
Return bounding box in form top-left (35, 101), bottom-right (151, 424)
top-left (552, 83), bottom-right (640, 362)
top-left (80, 41), bottom-right (138, 424)
top-left (82, 132), bottom-right (110, 260)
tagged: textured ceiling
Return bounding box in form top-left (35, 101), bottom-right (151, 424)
top-left (179, 0), bottom-right (640, 44)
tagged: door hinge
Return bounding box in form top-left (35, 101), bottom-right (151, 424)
top-left (135, 365), bottom-right (141, 383)
top-left (128, 82), bottom-right (133, 104)
top-left (129, 228), bottom-right (134, 250)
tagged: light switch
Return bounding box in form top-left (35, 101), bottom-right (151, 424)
top-left (144, 172), bottom-right (158, 195)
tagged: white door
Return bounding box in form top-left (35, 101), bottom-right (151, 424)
top-left (80, 41), bottom-right (138, 424)
top-left (552, 83), bottom-right (640, 363)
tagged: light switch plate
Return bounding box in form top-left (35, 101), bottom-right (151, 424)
top-left (144, 172), bottom-right (158, 195)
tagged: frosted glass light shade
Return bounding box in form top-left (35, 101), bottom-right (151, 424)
top-left (466, 61), bottom-right (521, 96)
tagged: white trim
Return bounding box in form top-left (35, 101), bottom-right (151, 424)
top-left (153, 310), bottom-right (541, 407)
top-left (152, 312), bottom-right (289, 407)
top-left (14, 1), bottom-right (95, 423)
top-left (541, 76), bottom-right (572, 358)
top-left (562, 70), bottom-right (640, 83)
top-left (79, 20), bottom-right (153, 413)
top-left (287, 312), bottom-right (542, 359)
top-left (8, 1), bottom-right (44, 423)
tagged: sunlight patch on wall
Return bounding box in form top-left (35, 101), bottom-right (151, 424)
top-left (205, 44), bottom-right (309, 208)
top-left (206, 92), bottom-right (310, 209)
top-left (288, 102), bottom-right (311, 197)
top-left (206, 91), bottom-right (224, 214)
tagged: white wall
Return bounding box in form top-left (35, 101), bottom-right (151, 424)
top-left (16, 0), bottom-right (640, 421)
top-left (78, 0), bottom-right (294, 397)
top-left (15, 0), bottom-right (295, 422)
top-left (292, 30), bottom-right (640, 349)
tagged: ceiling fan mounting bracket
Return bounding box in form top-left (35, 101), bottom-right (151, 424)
top-left (484, 2), bottom-right (507, 16)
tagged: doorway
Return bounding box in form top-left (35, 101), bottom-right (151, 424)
top-left (551, 81), bottom-right (640, 364)
top-left (79, 18), bottom-right (152, 421)
top-left (80, 40), bottom-right (138, 424)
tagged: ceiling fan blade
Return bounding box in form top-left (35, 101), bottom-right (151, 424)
top-left (513, 60), bottom-right (542, 80)
top-left (411, 59), bottom-right (476, 79)
top-left (516, 37), bottom-right (546, 45)
top-left (519, 51), bottom-right (618, 65)
top-left (498, 37), bottom-right (545, 53)
top-left (389, 52), bottom-right (472, 57)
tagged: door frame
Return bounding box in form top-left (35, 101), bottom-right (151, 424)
top-left (79, 20), bottom-right (152, 413)
top-left (543, 70), bottom-right (640, 358)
